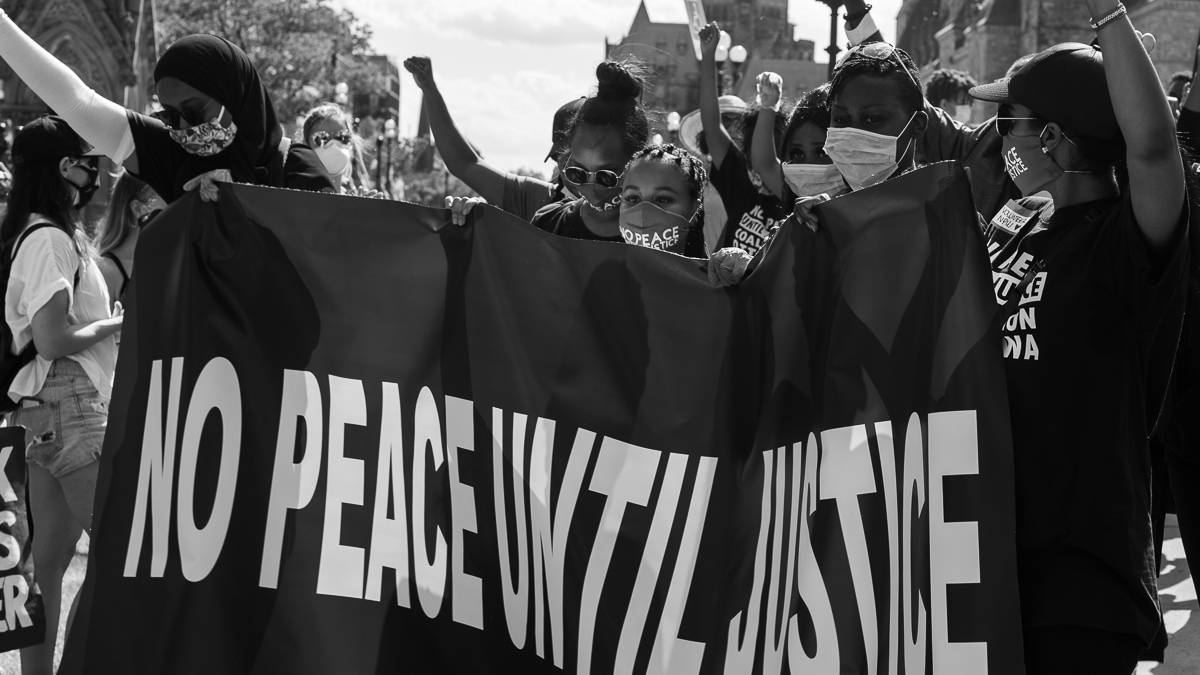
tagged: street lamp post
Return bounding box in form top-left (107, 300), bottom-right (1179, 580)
top-left (815, 0), bottom-right (844, 79)
top-left (383, 118), bottom-right (397, 197)
top-left (715, 30), bottom-right (748, 95)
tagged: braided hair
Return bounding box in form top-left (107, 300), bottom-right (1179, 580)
top-left (623, 142), bottom-right (709, 258)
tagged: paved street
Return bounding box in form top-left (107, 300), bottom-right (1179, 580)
top-left (1139, 517), bottom-right (1200, 674)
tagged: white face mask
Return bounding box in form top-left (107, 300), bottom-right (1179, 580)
top-left (954, 104), bottom-right (973, 124)
top-left (823, 115), bottom-right (916, 191)
top-left (782, 163), bottom-right (849, 198)
top-left (316, 142), bottom-right (353, 177)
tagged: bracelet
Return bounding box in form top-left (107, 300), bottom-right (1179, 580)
top-left (1090, 3), bottom-right (1127, 31)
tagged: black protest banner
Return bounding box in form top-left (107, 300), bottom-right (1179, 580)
top-left (0, 425), bottom-right (44, 652)
top-left (67, 161), bottom-right (1022, 674)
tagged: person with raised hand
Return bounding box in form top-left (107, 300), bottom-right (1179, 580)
top-left (698, 22), bottom-right (791, 258)
top-left (750, 80), bottom-right (844, 205)
top-left (968, 1), bottom-right (1189, 669)
top-left (839, 0), bottom-right (1013, 221)
top-left (404, 56), bottom-right (579, 220)
top-left (0, 11), bottom-right (334, 203)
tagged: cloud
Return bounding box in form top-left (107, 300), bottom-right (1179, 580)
top-left (338, 0), bottom-right (640, 49)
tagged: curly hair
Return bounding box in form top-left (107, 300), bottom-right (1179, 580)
top-left (925, 68), bottom-right (978, 107)
top-left (623, 142), bottom-right (709, 257)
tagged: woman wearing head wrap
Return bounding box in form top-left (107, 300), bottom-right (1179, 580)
top-left (0, 12), bottom-right (334, 203)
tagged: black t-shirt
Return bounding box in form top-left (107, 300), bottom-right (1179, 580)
top-left (126, 111), bottom-right (334, 202)
top-left (528, 199), bottom-right (623, 242)
top-left (988, 194), bottom-right (1188, 641)
top-left (709, 147), bottom-right (789, 257)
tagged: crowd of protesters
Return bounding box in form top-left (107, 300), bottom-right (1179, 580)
top-left (0, 0), bottom-right (1194, 672)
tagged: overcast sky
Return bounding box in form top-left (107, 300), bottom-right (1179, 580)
top-left (334, 0), bottom-right (901, 173)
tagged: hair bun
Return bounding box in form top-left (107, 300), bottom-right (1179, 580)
top-left (595, 61), bottom-right (643, 102)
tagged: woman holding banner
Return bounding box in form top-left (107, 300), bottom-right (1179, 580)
top-left (0, 11), bottom-right (334, 204)
top-left (969, 2), bottom-right (1189, 671)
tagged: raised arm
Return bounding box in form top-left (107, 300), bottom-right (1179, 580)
top-left (0, 10), bottom-right (135, 169)
top-left (1178, 46), bottom-right (1200, 150)
top-left (1086, 1), bottom-right (1185, 248)
top-left (751, 73), bottom-right (786, 198)
top-left (842, 0), bottom-right (885, 46)
top-left (698, 23), bottom-right (733, 169)
top-left (403, 56), bottom-right (535, 205)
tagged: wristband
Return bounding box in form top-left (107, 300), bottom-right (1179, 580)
top-left (1090, 3), bottom-right (1127, 31)
top-left (846, 13), bottom-right (879, 47)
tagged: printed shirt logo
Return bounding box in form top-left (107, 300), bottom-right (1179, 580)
top-left (733, 205), bottom-right (775, 257)
top-left (990, 245), bottom-right (1046, 362)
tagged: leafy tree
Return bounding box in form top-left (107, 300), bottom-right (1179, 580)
top-left (155, 0), bottom-right (386, 121)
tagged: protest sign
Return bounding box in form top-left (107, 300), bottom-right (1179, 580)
top-left (0, 425), bottom-right (44, 652)
top-left (67, 162), bottom-right (1023, 673)
top-left (684, 0), bottom-right (707, 59)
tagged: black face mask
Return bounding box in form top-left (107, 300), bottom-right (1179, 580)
top-left (67, 158), bottom-right (100, 208)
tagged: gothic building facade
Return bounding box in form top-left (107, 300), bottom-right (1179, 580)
top-left (897, 0), bottom-right (1200, 87)
top-left (606, 0), bottom-right (825, 129)
top-left (0, 0), bottom-right (157, 125)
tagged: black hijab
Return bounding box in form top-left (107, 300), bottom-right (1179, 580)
top-left (152, 35), bottom-right (331, 194)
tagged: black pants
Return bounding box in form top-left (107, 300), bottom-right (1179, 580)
top-left (1024, 626), bottom-right (1142, 675)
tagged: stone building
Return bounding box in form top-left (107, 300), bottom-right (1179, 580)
top-left (0, 0), bottom-right (157, 220)
top-left (605, 0), bottom-right (827, 130)
top-left (1, 0), bottom-right (157, 123)
top-left (897, 0), bottom-right (1200, 88)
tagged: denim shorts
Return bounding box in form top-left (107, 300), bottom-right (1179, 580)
top-left (7, 359), bottom-right (107, 478)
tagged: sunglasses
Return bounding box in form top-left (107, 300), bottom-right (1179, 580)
top-left (151, 107), bottom-right (211, 130)
top-left (310, 130), bottom-right (354, 147)
top-left (562, 163), bottom-right (622, 188)
top-left (996, 105), bottom-right (1042, 137)
top-left (836, 42), bottom-right (923, 92)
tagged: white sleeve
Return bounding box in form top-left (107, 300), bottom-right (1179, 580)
top-left (845, 12), bottom-right (881, 48)
top-left (11, 229), bottom-right (76, 321)
top-left (0, 10), bottom-right (134, 162)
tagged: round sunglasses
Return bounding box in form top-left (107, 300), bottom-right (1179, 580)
top-left (310, 130), bottom-right (355, 147)
top-left (562, 164), bottom-right (623, 188)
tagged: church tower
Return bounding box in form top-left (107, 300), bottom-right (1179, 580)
top-left (0, 0), bottom-right (158, 124)
top-left (706, 0), bottom-right (807, 60)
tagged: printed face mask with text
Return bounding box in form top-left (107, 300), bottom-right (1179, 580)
top-left (1002, 127), bottom-right (1063, 197)
top-left (618, 201), bottom-right (694, 254)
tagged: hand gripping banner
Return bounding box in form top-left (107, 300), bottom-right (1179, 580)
top-left (64, 161), bottom-right (1023, 673)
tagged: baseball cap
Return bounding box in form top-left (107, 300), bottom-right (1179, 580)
top-left (547, 97), bottom-right (586, 162)
top-left (678, 95), bottom-right (748, 157)
top-left (11, 115), bottom-right (95, 165)
top-left (970, 42), bottom-right (1121, 146)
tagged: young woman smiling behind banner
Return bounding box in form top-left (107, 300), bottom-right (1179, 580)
top-left (0, 12), bottom-right (333, 203)
top-left (968, 1), bottom-right (1189, 670)
top-left (528, 61), bottom-right (649, 242)
top-left (1, 117), bottom-right (123, 675)
top-left (617, 143), bottom-right (708, 257)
